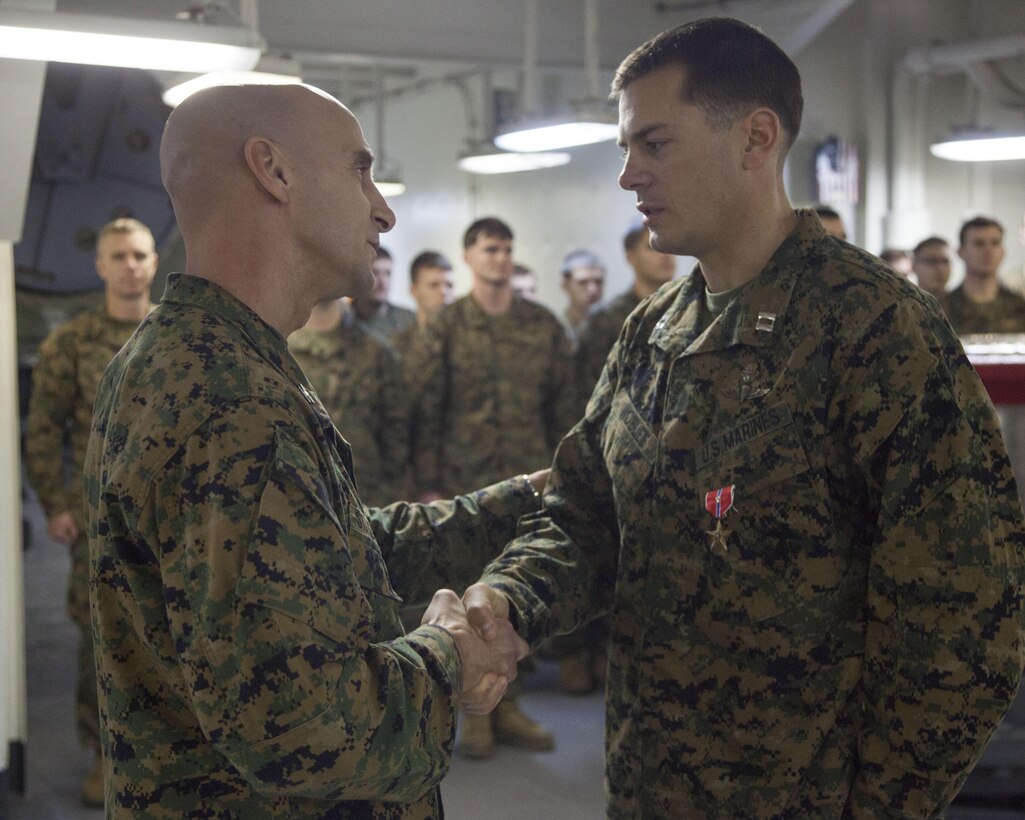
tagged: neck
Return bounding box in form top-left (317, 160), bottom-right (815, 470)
top-left (699, 198), bottom-right (798, 293)
top-left (105, 293), bottom-right (150, 322)
top-left (471, 278), bottom-right (514, 316)
top-left (180, 204), bottom-right (317, 337)
top-left (565, 303), bottom-right (589, 326)
top-left (962, 270), bottom-right (1000, 303)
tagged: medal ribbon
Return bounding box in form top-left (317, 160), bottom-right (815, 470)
top-left (705, 485), bottom-right (735, 519)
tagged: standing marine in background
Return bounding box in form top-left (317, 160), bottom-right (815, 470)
top-left (24, 217), bottom-right (157, 808)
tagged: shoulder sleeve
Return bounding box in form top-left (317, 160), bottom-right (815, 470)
top-left (369, 474), bottom-right (544, 607)
top-left (25, 325), bottom-right (80, 516)
top-left (838, 301), bottom-right (1025, 815)
top-left (155, 398), bottom-right (462, 802)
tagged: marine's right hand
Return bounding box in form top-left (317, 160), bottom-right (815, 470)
top-left (421, 589), bottom-right (527, 714)
top-left (48, 511), bottom-right (79, 545)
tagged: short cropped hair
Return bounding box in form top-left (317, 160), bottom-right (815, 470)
top-left (913, 236), bottom-right (948, 258)
top-left (623, 226), bottom-right (648, 253)
top-left (97, 217), bottom-right (154, 248)
top-left (463, 217), bottom-right (513, 249)
top-left (410, 250), bottom-right (452, 284)
top-left (560, 249), bottom-right (605, 278)
top-left (879, 248), bottom-right (910, 266)
top-left (611, 17), bottom-right (803, 153)
top-left (813, 205), bottom-right (841, 222)
top-left (959, 216), bottom-right (1003, 247)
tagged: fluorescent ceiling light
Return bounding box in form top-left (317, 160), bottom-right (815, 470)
top-left (162, 58), bottom-right (303, 107)
top-left (494, 116), bottom-right (619, 152)
top-left (0, 8), bottom-right (263, 73)
top-left (458, 149), bottom-right (571, 174)
top-left (375, 173), bottom-right (406, 197)
top-left (930, 133), bottom-right (1025, 162)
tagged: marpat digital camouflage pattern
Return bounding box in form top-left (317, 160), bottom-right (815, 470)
top-left (289, 305), bottom-right (409, 506)
top-left (25, 305), bottom-right (145, 747)
top-left (85, 273), bottom-right (541, 818)
top-left (480, 210), bottom-right (1025, 817)
top-left (941, 283), bottom-right (1025, 336)
top-left (574, 288), bottom-right (643, 417)
top-left (408, 294), bottom-right (576, 496)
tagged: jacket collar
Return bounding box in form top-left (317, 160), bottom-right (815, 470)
top-left (160, 273), bottom-right (311, 389)
top-left (649, 209), bottom-right (826, 358)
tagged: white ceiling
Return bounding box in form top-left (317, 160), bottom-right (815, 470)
top-left (56, 0), bottom-right (852, 71)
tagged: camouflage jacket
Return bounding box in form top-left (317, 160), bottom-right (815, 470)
top-left (391, 319), bottom-right (424, 366)
top-left (84, 273), bottom-right (542, 819)
top-left (941, 282), bottom-right (1025, 336)
top-left (289, 308), bottom-right (409, 506)
top-left (408, 294), bottom-right (576, 496)
top-left (481, 211), bottom-right (1025, 818)
top-left (25, 306), bottom-right (144, 522)
top-left (354, 301), bottom-right (417, 346)
top-left (573, 288), bottom-right (642, 417)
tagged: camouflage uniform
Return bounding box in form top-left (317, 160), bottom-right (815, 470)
top-left (941, 283), bottom-right (1025, 335)
top-left (574, 288), bottom-right (642, 416)
top-left (24, 305), bottom-right (145, 749)
top-left (480, 210), bottom-right (1025, 817)
top-left (408, 294), bottom-right (575, 497)
top-left (390, 320), bottom-right (422, 366)
top-left (354, 301), bottom-right (416, 346)
top-left (289, 307), bottom-right (409, 506)
top-left (84, 274), bottom-right (542, 819)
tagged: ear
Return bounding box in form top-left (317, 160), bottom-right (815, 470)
top-left (243, 136), bottom-right (292, 204)
top-left (740, 108), bottom-right (781, 171)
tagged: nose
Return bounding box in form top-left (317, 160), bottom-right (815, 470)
top-left (618, 151), bottom-right (646, 192)
top-left (370, 184), bottom-right (396, 233)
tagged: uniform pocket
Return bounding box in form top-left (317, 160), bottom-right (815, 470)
top-left (602, 390), bottom-right (657, 506)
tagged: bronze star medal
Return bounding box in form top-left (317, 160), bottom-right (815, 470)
top-left (704, 485), bottom-right (735, 556)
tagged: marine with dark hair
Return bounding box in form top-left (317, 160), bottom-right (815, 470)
top-left (407, 215), bottom-right (575, 758)
top-left (465, 18), bottom-right (1025, 817)
top-left (942, 215), bottom-right (1025, 334)
top-left (392, 250), bottom-right (454, 363)
top-left (912, 235), bottom-right (952, 299)
top-left (352, 244), bottom-right (417, 343)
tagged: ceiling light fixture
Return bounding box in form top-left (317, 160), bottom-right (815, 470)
top-left (161, 55), bottom-right (302, 107)
top-left (371, 64), bottom-right (405, 196)
top-left (0, 8), bottom-right (263, 73)
top-left (458, 143), bottom-right (571, 174)
top-left (494, 0), bottom-right (618, 153)
top-left (930, 130), bottom-right (1025, 161)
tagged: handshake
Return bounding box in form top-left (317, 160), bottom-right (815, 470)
top-left (422, 584), bottom-right (525, 714)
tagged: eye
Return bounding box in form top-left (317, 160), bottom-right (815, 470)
top-left (645, 140), bottom-right (666, 154)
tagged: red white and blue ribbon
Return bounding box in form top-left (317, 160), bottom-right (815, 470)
top-left (704, 485), bottom-right (735, 555)
top-left (705, 485), bottom-right (735, 519)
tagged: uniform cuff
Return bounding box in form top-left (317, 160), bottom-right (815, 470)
top-left (405, 623), bottom-right (464, 696)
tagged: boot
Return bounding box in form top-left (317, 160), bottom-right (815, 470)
top-left (81, 753), bottom-right (104, 809)
top-left (559, 650), bottom-right (594, 695)
top-left (493, 698), bottom-right (554, 751)
top-left (458, 712), bottom-right (494, 759)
